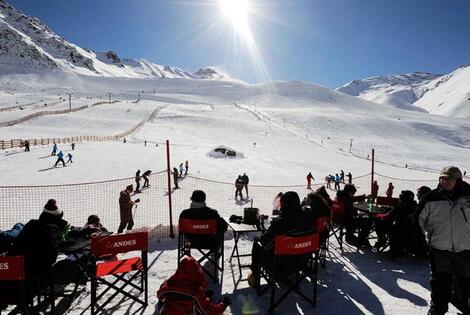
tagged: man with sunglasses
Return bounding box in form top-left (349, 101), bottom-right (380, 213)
top-left (418, 166), bottom-right (470, 315)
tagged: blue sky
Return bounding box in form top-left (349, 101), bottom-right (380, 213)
top-left (8, 0), bottom-right (470, 87)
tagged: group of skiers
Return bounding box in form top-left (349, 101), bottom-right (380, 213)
top-left (321, 170), bottom-right (352, 190)
top-left (134, 169), bottom-right (152, 193)
top-left (235, 173), bottom-right (249, 199)
top-left (51, 143), bottom-right (73, 167)
top-left (172, 161), bottom-right (189, 189)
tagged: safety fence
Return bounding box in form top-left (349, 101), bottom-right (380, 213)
top-left (0, 107), bottom-right (161, 150)
top-left (0, 100), bottom-right (121, 128)
top-left (1, 169), bottom-right (459, 241)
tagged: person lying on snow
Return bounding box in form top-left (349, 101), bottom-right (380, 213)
top-left (157, 256), bottom-right (231, 315)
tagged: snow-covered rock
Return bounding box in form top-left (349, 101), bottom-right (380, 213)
top-left (0, 0), bottom-right (229, 80)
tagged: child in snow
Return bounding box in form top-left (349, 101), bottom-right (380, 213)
top-left (66, 153), bottom-right (73, 163)
top-left (54, 151), bottom-right (65, 167)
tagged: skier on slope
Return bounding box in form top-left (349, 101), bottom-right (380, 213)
top-left (66, 153), bottom-right (73, 163)
top-left (307, 172), bottom-right (315, 189)
top-left (142, 170), bottom-right (151, 188)
top-left (54, 151), bottom-right (65, 167)
top-left (179, 163), bottom-right (184, 178)
top-left (135, 170), bottom-right (141, 193)
top-left (51, 143), bottom-right (58, 156)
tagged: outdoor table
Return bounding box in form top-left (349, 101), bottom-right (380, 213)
top-left (223, 217), bottom-right (266, 277)
top-left (354, 202), bottom-right (390, 216)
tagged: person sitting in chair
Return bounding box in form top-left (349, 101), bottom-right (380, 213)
top-left (157, 256), bottom-right (231, 314)
top-left (248, 191), bottom-right (314, 287)
top-left (179, 190), bottom-right (228, 249)
top-left (336, 184), bottom-right (371, 247)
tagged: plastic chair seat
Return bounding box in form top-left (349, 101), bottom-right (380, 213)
top-left (96, 257), bottom-right (142, 277)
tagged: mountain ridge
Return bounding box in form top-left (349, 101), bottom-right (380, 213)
top-left (0, 0), bottom-right (228, 80)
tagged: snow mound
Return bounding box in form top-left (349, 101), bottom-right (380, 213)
top-left (207, 145), bottom-right (244, 159)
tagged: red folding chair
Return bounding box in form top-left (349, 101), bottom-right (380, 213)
top-left (329, 200), bottom-right (345, 250)
top-left (178, 218), bottom-right (224, 282)
top-left (0, 256), bottom-right (55, 314)
top-left (90, 231), bottom-right (148, 314)
top-left (256, 233), bottom-right (320, 314)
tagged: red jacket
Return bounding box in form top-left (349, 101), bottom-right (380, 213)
top-left (157, 256), bottom-right (226, 315)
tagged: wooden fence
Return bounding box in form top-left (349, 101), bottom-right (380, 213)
top-left (0, 107), bottom-right (160, 150)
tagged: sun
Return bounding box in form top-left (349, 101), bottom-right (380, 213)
top-left (218, 0), bottom-right (250, 27)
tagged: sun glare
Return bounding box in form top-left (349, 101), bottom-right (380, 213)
top-left (219, 0), bottom-right (249, 26)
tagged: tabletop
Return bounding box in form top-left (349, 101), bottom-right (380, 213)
top-left (223, 217), bottom-right (267, 233)
top-left (354, 202), bottom-right (390, 215)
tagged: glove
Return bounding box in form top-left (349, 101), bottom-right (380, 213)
top-left (375, 213), bottom-right (386, 219)
top-left (222, 296), bottom-right (232, 306)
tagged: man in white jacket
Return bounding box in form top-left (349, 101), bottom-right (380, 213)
top-left (419, 166), bottom-right (470, 315)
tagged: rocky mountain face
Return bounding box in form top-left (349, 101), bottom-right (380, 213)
top-left (0, 0), bottom-right (227, 80)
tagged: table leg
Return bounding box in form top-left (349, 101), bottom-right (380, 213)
top-left (230, 231), bottom-right (240, 261)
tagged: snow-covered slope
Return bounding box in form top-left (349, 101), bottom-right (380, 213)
top-left (337, 67), bottom-right (470, 119)
top-left (336, 72), bottom-right (440, 111)
top-left (414, 65), bottom-right (470, 118)
top-left (0, 0), bottom-right (228, 80)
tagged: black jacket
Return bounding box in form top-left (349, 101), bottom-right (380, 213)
top-left (336, 190), bottom-right (366, 223)
top-left (179, 206), bottom-right (228, 249)
top-left (9, 212), bottom-right (68, 278)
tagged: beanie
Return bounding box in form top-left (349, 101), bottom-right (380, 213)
top-left (42, 199), bottom-right (63, 216)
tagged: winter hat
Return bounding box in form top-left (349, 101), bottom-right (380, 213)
top-left (42, 199), bottom-right (63, 216)
top-left (126, 184), bottom-right (134, 192)
top-left (440, 166), bottom-right (462, 181)
top-left (190, 190), bottom-right (206, 203)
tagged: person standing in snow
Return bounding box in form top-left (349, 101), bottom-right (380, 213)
top-left (386, 182), bottom-right (395, 198)
top-left (235, 175), bottom-right (244, 200)
top-left (66, 153), bottom-right (73, 163)
top-left (118, 185), bottom-right (140, 233)
top-left (179, 163), bottom-right (184, 178)
top-left (325, 175), bottom-right (332, 189)
top-left (334, 174), bottom-right (341, 190)
top-left (340, 170), bottom-right (345, 183)
top-left (241, 173), bottom-right (249, 196)
top-left (347, 172), bottom-right (353, 184)
top-left (142, 170), bottom-right (151, 188)
top-left (51, 143), bottom-right (57, 156)
top-left (24, 140), bottom-right (30, 152)
top-left (54, 151), bottom-right (65, 167)
top-left (135, 170), bottom-right (141, 193)
top-left (173, 167), bottom-right (179, 189)
top-left (71, 142), bottom-right (75, 150)
top-left (307, 172), bottom-right (314, 189)
top-left (371, 180), bottom-right (379, 201)
top-left (418, 166), bottom-right (470, 315)
top-left (185, 160), bottom-right (189, 176)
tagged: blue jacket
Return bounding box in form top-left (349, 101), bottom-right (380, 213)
top-left (57, 151), bottom-right (63, 158)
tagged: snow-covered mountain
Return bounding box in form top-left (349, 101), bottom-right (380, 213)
top-left (336, 67), bottom-right (470, 119)
top-left (0, 0), bottom-right (227, 80)
top-left (336, 72), bottom-right (441, 111)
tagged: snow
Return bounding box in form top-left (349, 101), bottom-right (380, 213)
top-left (1, 0), bottom-right (469, 313)
top-left (336, 68), bottom-right (470, 119)
top-left (0, 73), bottom-right (468, 314)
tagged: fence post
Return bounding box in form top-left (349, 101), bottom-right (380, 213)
top-left (371, 148), bottom-right (375, 195)
top-left (166, 140), bottom-right (174, 238)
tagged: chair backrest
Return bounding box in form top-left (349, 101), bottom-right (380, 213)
top-left (316, 216), bottom-right (329, 234)
top-left (376, 196), bottom-right (399, 207)
top-left (274, 233), bottom-right (320, 256)
top-left (179, 218), bottom-right (217, 235)
top-left (91, 231), bottom-right (148, 256)
top-left (330, 200), bottom-right (345, 223)
top-left (0, 256), bottom-right (25, 281)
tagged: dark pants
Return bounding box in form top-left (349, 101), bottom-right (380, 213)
top-left (334, 182), bottom-right (340, 190)
top-left (117, 218), bottom-right (134, 233)
top-left (135, 180), bottom-right (140, 192)
top-left (54, 157), bottom-right (65, 167)
top-left (173, 175), bottom-right (179, 188)
top-left (143, 178), bottom-right (149, 187)
top-left (429, 248), bottom-right (470, 314)
top-left (235, 187), bottom-right (243, 199)
top-left (345, 216), bottom-right (372, 244)
top-left (244, 185), bottom-right (249, 196)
